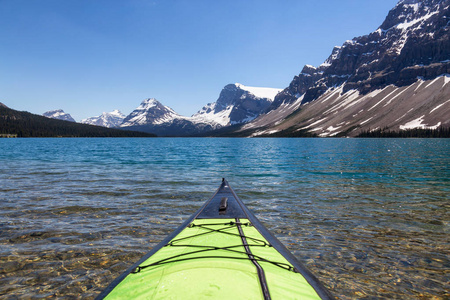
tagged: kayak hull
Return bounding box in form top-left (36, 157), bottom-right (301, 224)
top-left (97, 179), bottom-right (331, 300)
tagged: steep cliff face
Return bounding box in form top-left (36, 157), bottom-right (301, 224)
top-left (192, 83), bottom-right (281, 126)
top-left (240, 0), bottom-right (450, 137)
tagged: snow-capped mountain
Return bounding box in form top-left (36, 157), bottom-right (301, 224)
top-left (121, 98), bottom-right (181, 127)
top-left (42, 109), bottom-right (76, 122)
top-left (119, 84), bottom-right (282, 136)
top-left (236, 0), bottom-right (450, 137)
top-left (192, 83), bottom-right (282, 127)
top-left (81, 110), bottom-right (125, 128)
top-left (119, 98), bottom-right (215, 136)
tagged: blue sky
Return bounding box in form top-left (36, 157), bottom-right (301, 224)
top-left (0, 0), bottom-right (399, 121)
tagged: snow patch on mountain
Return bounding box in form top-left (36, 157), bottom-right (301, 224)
top-left (399, 115), bottom-right (442, 129)
top-left (190, 102), bottom-right (233, 127)
top-left (235, 83), bottom-right (282, 100)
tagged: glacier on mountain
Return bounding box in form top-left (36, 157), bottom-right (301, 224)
top-left (191, 83), bottom-right (282, 127)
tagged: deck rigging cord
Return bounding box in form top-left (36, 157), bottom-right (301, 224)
top-left (131, 220), bottom-right (297, 274)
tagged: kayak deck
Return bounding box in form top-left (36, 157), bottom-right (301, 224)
top-left (97, 179), bottom-right (331, 299)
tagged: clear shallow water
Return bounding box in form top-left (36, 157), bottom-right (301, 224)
top-left (0, 138), bottom-right (448, 299)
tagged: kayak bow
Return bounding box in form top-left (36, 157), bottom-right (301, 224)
top-left (97, 179), bottom-right (332, 299)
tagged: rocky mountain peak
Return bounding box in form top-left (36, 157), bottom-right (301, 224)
top-left (380, 0), bottom-right (443, 31)
top-left (42, 109), bottom-right (76, 122)
top-left (140, 98), bottom-right (159, 106)
top-left (81, 110), bottom-right (125, 128)
top-left (121, 98), bottom-right (181, 127)
top-left (270, 0), bottom-right (449, 110)
top-left (301, 65), bottom-right (318, 76)
top-left (110, 109), bottom-right (122, 115)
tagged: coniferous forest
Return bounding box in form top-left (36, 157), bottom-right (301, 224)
top-left (0, 105), bottom-right (156, 137)
top-left (357, 127), bottom-right (450, 138)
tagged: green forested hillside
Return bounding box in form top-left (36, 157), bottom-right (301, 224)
top-left (0, 105), bottom-right (156, 137)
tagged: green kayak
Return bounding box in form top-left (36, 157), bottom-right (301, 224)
top-left (97, 179), bottom-right (331, 299)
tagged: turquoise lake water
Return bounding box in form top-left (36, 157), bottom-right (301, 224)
top-left (0, 138), bottom-right (448, 299)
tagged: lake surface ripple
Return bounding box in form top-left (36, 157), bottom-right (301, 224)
top-left (0, 138), bottom-right (448, 299)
